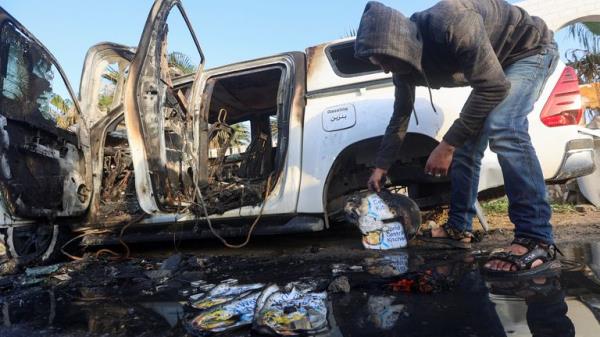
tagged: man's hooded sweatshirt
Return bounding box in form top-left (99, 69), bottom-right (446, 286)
top-left (355, 0), bottom-right (553, 170)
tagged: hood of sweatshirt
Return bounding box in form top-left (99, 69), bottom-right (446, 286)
top-left (354, 1), bottom-right (423, 74)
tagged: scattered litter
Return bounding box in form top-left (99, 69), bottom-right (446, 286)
top-left (345, 192), bottom-right (419, 250)
top-left (254, 283), bottom-right (329, 336)
top-left (179, 289), bottom-right (191, 296)
top-left (186, 280), bottom-right (329, 336)
top-left (189, 289), bottom-right (263, 334)
top-left (20, 277), bottom-right (44, 286)
top-left (144, 269), bottom-right (172, 281)
top-left (156, 284), bottom-right (170, 292)
top-left (349, 265), bottom-right (364, 272)
top-left (331, 263), bottom-right (363, 275)
top-left (25, 263), bottom-right (62, 277)
top-left (160, 254), bottom-right (182, 271)
top-left (196, 283), bottom-right (216, 292)
top-left (367, 296), bottom-right (405, 330)
top-left (328, 276), bottom-right (351, 294)
top-left (0, 259), bottom-right (18, 276)
top-left (189, 293), bottom-right (205, 302)
top-left (190, 279), bottom-right (264, 310)
top-left (331, 263), bottom-right (348, 276)
top-left (190, 280), bottom-right (207, 288)
top-left (52, 274), bottom-right (72, 282)
top-left (364, 253), bottom-right (409, 278)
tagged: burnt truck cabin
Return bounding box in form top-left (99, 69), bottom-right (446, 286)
top-left (198, 64), bottom-right (289, 215)
top-left (0, 15), bottom-right (90, 220)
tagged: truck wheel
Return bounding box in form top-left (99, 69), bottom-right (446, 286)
top-left (3, 224), bottom-right (62, 265)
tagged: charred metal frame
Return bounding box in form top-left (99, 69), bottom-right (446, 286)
top-left (0, 8), bottom-right (92, 224)
top-left (123, 0), bottom-right (205, 214)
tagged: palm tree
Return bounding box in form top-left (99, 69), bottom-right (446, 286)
top-left (230, 123), bottom-right (250, 147)
top-left (50, 94), bottom-right (78, 129)
top-left (101, 64), bottom-right (121, 84)
top-left (565, 22), bottom-right (600, 84)
top-left (565, 21), bottom-right (600, 127)
top-left (50, 94), bottom-right (71, 114)
top-left (568, 22), bottom-right (600, 54)
top-left (209, 122), bottom-right (250, 153)
top-left (168, 51), bottom-right (197, 76)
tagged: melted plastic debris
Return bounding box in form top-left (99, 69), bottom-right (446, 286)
top-left (345, 193), bottom-right (407, 250)
top-left (254, 283), bottom-right (329, 336)
top-left (190, 279), bottom-right (264, 310)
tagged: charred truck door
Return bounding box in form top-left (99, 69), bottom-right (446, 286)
top-left (124, 0), bottom-right (206, 214)
top-left (0, 9), bottom-right (92, 219)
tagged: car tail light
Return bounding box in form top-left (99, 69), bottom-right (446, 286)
top-left (540, 66), bottom-right (583, 127)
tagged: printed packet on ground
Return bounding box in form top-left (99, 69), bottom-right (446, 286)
top-left (190, 279), bottom-right (264, 310)
top-left (345, 193), bottom-right (410, 250)
top-left (189, 290), bottom-right (262, 334)
top-left (186, 280), bottom-right (329, 336)
top-left (253, 283), bottom-right (329, 336)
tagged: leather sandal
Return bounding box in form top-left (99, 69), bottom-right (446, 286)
top-left (483, 237), bottom-right (562, 279)
top-left (410, 225), bottom-right (473, 250)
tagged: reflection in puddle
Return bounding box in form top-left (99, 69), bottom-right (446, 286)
top-left (1, 246), bottom-right (600, 336)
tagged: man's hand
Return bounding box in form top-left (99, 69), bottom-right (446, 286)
top-left (424, 141), bottom-right (456, 177)
top-left (368, 168), bottom-right (388, 192)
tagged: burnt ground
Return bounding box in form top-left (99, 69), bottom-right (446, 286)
top-left (1, 210), bottom-right (600, 336)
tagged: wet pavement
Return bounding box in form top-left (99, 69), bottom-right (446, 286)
top-left (1, 227), bottom-right (600, 336)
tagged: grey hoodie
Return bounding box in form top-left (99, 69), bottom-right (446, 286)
top-left (355, 0), bottom-right (553, 170)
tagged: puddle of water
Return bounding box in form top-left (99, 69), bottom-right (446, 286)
top-left (1, 244), bottom-right (600, 336)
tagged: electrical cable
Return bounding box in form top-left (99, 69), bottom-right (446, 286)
top-left (194, 174), bottom-right (272, 249)
top-left (61, 213), bottom-right (144, 261)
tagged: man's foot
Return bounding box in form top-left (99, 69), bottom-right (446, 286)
top-left (482, 237), bottom-right (562, 277)
top-left (411, 224), bottom-right (472, 250)
top-left (484, 243), bottom-right (543, 271)
top-left (429, 225), bottom-right (472, 243)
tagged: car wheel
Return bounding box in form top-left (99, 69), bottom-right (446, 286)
top-left (3, 224), bottom-right (62, 265)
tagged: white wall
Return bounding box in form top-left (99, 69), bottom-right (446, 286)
top-left (516, 0), bottom-right (600, 31)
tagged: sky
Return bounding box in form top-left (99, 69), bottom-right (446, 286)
top-left (1, 0), bottom-right (579, 93)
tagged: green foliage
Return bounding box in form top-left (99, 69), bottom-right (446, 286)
top-left (209, 122), bottom-right (250, 151)
top-left (101, 64), bottom-right (121, 84)
top-left (230, 123), bottom-right (250, 146)
top-left (481, 197), bottom-right (509, 214)
top-left (584, 22), bottom-right (600, 36)
top-left (168, 51), bottom-right (197, 75)
top-left (50, 94), bottom-right (72, 113)
top-left (567, 52), bottom-right (600, 84)
top-left (569, 22), bottom-right (600, 52)
top-left (342, 27), bottom-right (357, 38)
top-left (481, 196), bottom-right (576, 215)
top-left (98, 94), bottom-right (114, 112)
top-left (566, 22), bottom-right (600, 84)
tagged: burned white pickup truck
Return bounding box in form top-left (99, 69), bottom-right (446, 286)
top-left (0, 0), bottom-right (599, 264)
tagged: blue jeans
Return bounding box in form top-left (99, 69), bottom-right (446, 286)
top-left (447, 45), bottom-right (559, 244)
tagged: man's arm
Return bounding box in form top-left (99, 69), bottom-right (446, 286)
top-left (375, 77), bottom-right (416, 170)
top-left (442, 11), bottom-right (511, 148)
